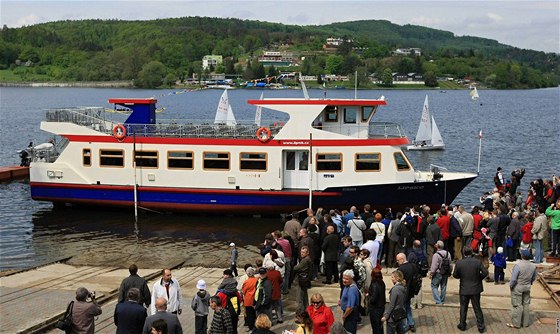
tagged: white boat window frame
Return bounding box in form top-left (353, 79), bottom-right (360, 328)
top-left (134, 150), bottom-right (159, 169)
top-left (355, 152), bottom-right (381, 172)
top-left (167, 150), bottom-right (194, 170)
top-left (203, 151), bottom-right (231, 171)
top-left (239, 152), bottom-right (268, 172)
top-left (83, 148), bottom-right (91, 167)
top-left (342, 107), bottom-right (358, 124)
top-left (324, 106), bottom-right (338, 122)
top-left (316, 152), bottom-right (343, 172)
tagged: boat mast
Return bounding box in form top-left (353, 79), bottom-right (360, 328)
top-left (308, 133), bottom-right (313, 209)
top-left (133, 130), bottom-right (138, 223)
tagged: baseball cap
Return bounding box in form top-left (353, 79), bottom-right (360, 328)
top-left (258, 267), bottom-right (267, 274)
top-left (229, 242), bottom-right (235, 247)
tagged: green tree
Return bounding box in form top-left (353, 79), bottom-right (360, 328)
top-left (135, 61), bottom-right (166, 88)
top-left (381, 68), bottom-right (393, 87)
top-left (325, 55), bottom-right (343, 74)
top-left (424, 71), bottom-right (438, 87)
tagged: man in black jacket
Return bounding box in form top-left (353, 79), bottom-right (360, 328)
top-left (453, 246), bottom-right (488, 333)
top-left (321, 225), bottom-right (340, 284)
top-left (118, 264), bottom-right (151, 308)
top-left (114, 288), bottom-right (147, 334)
top-left (396, 252), bottom-right (418, 333)
top-left (254, 267), bottom-right (273, 322)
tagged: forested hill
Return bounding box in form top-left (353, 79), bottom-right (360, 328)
top-left (1, 17), bottom-right (558, 88)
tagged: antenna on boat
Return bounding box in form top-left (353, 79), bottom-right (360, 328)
top-left (354, 70), bottom-right (358, 99)
top-left (132, 130), bottom-right (138, 223)
top-left (299, 73), bottom-right (309, 100)
top-left (477, 129), bottom-right (483, 175)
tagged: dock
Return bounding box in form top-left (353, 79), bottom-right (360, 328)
top-left (0, 262), bottom-right (558, 334)
top-left (0, 166), bottom-right (29, 182)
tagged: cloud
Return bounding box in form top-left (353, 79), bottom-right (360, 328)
top-left (15, 14), bottom-right (43, 27)
top-left (409, 16), bottom-right (443, 27)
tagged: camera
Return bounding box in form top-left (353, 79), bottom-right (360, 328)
top-left (89, 291), bottom-right (96, 299)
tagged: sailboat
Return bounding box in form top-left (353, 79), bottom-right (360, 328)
top-left (407, 95), bottom-right (445, 151)
top-left (214, 90), bottom-right (237, 126)
top-left (470, 86), bottom-right (479, 100)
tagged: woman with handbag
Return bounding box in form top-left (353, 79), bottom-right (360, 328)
top-left (381, 271), bottom-right (407, 334)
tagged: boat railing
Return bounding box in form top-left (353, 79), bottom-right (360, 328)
top-left (45, 108), bottom-right (285, 139)
top-left (368, 122), bottom-right (407, 138)
top-left (46, 107), bottom-right (110, 131)
top-left (121, 122), bottom-right (283, 139)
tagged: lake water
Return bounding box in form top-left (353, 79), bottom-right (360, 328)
top-left (0, 86), bottom-right (558, 270)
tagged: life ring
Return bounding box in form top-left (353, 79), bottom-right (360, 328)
top-left (273, 122), bottom-right (285, 127)
top-left (256, 127), bottom-right (271, 143)
top-left (113, 124), bottom-right (127, 141)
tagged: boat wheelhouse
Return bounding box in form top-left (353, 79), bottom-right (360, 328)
top-left (29, 95), bottom-right (477, 213)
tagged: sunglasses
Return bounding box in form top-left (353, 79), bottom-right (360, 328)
top-left (312, 301), bottom-right (322, 305)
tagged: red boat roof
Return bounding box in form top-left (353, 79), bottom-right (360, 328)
top-left (108, 98), bottom-right (157, 105)
top-left (247, 99), bottom-right (387, 106)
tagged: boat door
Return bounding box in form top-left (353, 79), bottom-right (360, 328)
top-left (283, 150), bottom-right (309, 189)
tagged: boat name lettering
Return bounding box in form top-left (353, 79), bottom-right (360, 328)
top-left (323, 174), bottom-right (335, 178)
top-left (397, 186), bottom-right (425, 190)
top-left (280, 141), bottom-right (310, 145)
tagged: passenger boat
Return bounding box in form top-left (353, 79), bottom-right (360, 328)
top-left (29, 94), bottom-right (477, 214)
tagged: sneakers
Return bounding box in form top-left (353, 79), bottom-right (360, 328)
top-left (408, 325), bottom-right (416, 332)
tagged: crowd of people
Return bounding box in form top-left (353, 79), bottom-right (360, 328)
top-left (62, 169), bottom-right (560, 334)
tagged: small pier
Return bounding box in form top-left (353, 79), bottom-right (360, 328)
top-left (0, 166), bottom-right (29, 182)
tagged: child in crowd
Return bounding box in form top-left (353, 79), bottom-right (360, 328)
top-left (191, 279), bottom-right (210, 334)
top-left (491, 247), bottom-right (507, 284)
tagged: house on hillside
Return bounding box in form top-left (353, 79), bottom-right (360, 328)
top-left (392, 73), bottom-right (424, 84)
top-left (392, 48), bottom-right (422, 56)
top-left (258, 51), bottom-right (294, 67)
top-left (202, 55), bottom-right (223, 70)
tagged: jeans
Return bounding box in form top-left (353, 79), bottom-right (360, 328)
top-left (387, 319), bottom-right (405, 334)
top-left (368, 307), bottom-right (384, 334)
top-left (343, 309), bottom-right (360, 334)
top-left (533, 239), bottom-right (543, 263)
top-left (401, 299), bottom-right (414, 331)
top-left (195, 315), bottom-right (207, 334)
top-left (494, 267), bottom-right (505, 282)
top-left (430, 273), bottom-right (448, 304)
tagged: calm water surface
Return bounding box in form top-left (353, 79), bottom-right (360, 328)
top-left (0, 87), bottom-right (558, 270)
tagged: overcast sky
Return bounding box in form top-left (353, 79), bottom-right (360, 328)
top-left (1, 1), bottom-right (558, 53)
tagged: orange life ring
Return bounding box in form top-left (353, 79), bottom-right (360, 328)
top-left (113, 124), bottom-right (127, 141)
top-left (256, 127), bottom-right (271, 143)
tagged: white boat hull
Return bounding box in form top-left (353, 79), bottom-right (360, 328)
top-left (406, 144), bottom-right (445, 151)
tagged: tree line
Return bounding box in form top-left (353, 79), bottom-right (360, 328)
top-left (0, 17), bottom-right (558, 89)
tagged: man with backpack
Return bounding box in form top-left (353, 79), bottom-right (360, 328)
top-left (428, 241), bottom-right (452, 305)
top-left (407, 240), bottom-right (428, 309)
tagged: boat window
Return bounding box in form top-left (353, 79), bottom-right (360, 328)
top-left (99, 149), bottom-right (124, 167)
top-left (203, 152), bottom-right (230, 170)
top-left (168, 151), bottom-right (193, 169)
top-left (286, 151), bottom-right (296, 170)
top-left (324, 106), bottom-right (338, 122)
top-left (343, 107), bottom-right (357, 124)
top-left (362, 106), bottom-right (375, 122)
top-left (394, 152), bottom-right (411, 171)
top-left (83, 148), bottom-right (91, 167)
top-left (299, 151), bottom-right (309, 171)
top-left (134, 150), bottom-right (158, 168)
top-left (240, 152), bottom-right (267, 171)
top-left (355, 153), bottom-right (380, 171)
top-left (316, 153), bottom-right (342, 172)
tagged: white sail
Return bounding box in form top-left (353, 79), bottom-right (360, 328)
top-left (214, 90), bottom-right (237, 125)
top-left (470, 86), bottom-right (479, 100)
top-left (431, 115), bottom-right (444, 147)
top-left (414, 95), bottom-right (431, 143)
top-left (254, 92), bottom-right (263, 126)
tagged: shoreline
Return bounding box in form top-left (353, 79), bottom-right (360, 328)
top-left (0, 81), bottom-right (134, 88)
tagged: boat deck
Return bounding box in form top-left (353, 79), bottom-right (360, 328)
top-left (44, 107), bottom-right (408, 140)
